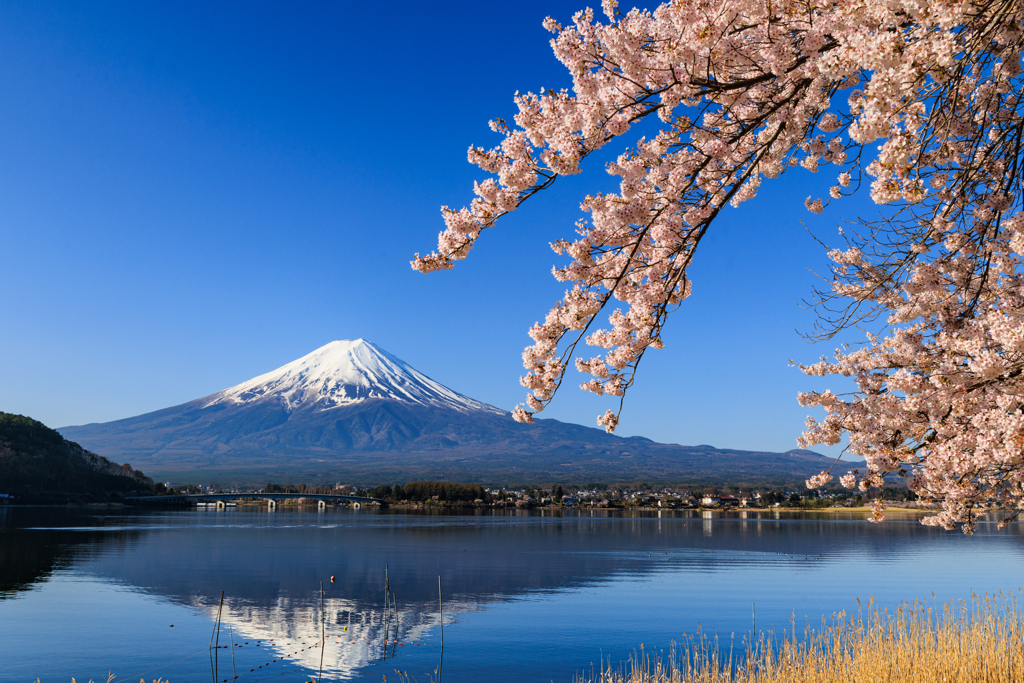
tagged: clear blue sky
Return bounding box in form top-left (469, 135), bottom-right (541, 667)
top-left (0, 1), bottom-right (867, 457)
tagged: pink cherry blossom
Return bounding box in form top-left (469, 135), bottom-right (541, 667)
top-left (416, 0), bottom-right (1024, 531)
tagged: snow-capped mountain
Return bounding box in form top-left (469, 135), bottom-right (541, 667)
top-left (203, 339), bottom-right (502, 415)
top-left (59, 340), bottom-right (843, 485)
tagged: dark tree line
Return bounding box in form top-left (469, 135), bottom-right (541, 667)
top-left (366, 481), bottom-right (488, 503)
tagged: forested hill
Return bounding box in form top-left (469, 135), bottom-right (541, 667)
top-left (0, 412), bottom-right (154, 496)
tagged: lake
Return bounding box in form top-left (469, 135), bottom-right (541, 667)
top-left (1, 506), bottom-right (1022, 683)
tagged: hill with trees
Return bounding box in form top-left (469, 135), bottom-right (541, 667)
top-left (0, 412), bottom-right (154, 499)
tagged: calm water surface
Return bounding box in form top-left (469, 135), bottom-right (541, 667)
top-left (1, 506), bottom-right (1023, 683)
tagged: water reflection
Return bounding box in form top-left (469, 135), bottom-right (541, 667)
top-left (204, 592), bottom-right (450, 679)
top-left (0, 507), bottom-right (142, 598)
top-left (2, 507), bottom-right (1024, 683)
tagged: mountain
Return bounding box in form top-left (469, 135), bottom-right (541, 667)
top-left (0, 412), bottom-right (154, 496)
top-left (59, 340), bottom-right (843, 485)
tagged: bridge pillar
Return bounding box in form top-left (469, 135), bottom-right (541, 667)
top-left (268, 499), bottom-right (276, 510)
top-left (352, 502), bottom-right (361, 509)
top-left (318, 500), bottom-right (326, 510)
top-left (216, 500), bottom-right (226, 509)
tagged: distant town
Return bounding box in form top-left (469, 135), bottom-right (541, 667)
top-left (152, 480), bottom-right (924, 511)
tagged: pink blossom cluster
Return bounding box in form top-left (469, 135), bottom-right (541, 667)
top-left (794, 0), bottom-right (1024, 533)
top-left (416, 0), bottom-right (1024, 526)
top-left (802, 215), bottom-right (1024, 533)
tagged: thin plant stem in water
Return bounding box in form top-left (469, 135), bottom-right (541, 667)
top-left (438, 575), bottom-right (443, 683)
top-left (384, 565), bottom-right (391, 663)
top-left (391, 592), bottom-right (399, 658)
top-left (229, 625), bottom-right (236, 682)
top-left (210, 590), bottom-right (224, 683)
top-left (318, 581), bottom-right (325, 683)
top-left (210, 591), bottom-right (224, 650)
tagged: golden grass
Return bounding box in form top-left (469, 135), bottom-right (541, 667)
top-left (582, 593), bottom-right (1024, 683)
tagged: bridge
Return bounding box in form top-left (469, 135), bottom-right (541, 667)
top-left (125, 492), bottom-right (386, 509)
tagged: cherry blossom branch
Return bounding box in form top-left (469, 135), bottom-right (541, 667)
top-left (416, 0), bottom-right (1024, 532)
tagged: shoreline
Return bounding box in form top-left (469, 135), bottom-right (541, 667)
top-left (736, 505), bottom-right (935, 514)
top-left (8, 498), bottom-right (1011, 519)
top-left (7, 501), bottom-right (1007, 518)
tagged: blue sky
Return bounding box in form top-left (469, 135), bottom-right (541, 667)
top-left (0, 1), bottom-right (867, 457)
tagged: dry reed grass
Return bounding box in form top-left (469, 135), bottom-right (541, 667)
top-left (581, 593), bottom-right (1024, 683)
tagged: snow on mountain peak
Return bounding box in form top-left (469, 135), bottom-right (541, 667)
top-left (204, 339), bottom-right (504, 414)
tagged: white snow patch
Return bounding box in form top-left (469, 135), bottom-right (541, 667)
top-left (203, 339), bottom-right (503, 414)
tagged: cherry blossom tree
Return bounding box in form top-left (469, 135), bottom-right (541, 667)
top-left (413, 0), bottom-right (1024, 532)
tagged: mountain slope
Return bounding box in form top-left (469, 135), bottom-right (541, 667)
top-left (59, 340), bottom-right (842, 485)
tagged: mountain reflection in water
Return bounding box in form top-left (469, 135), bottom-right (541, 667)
top-left (1, 507), bottom-right (1023, 683)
